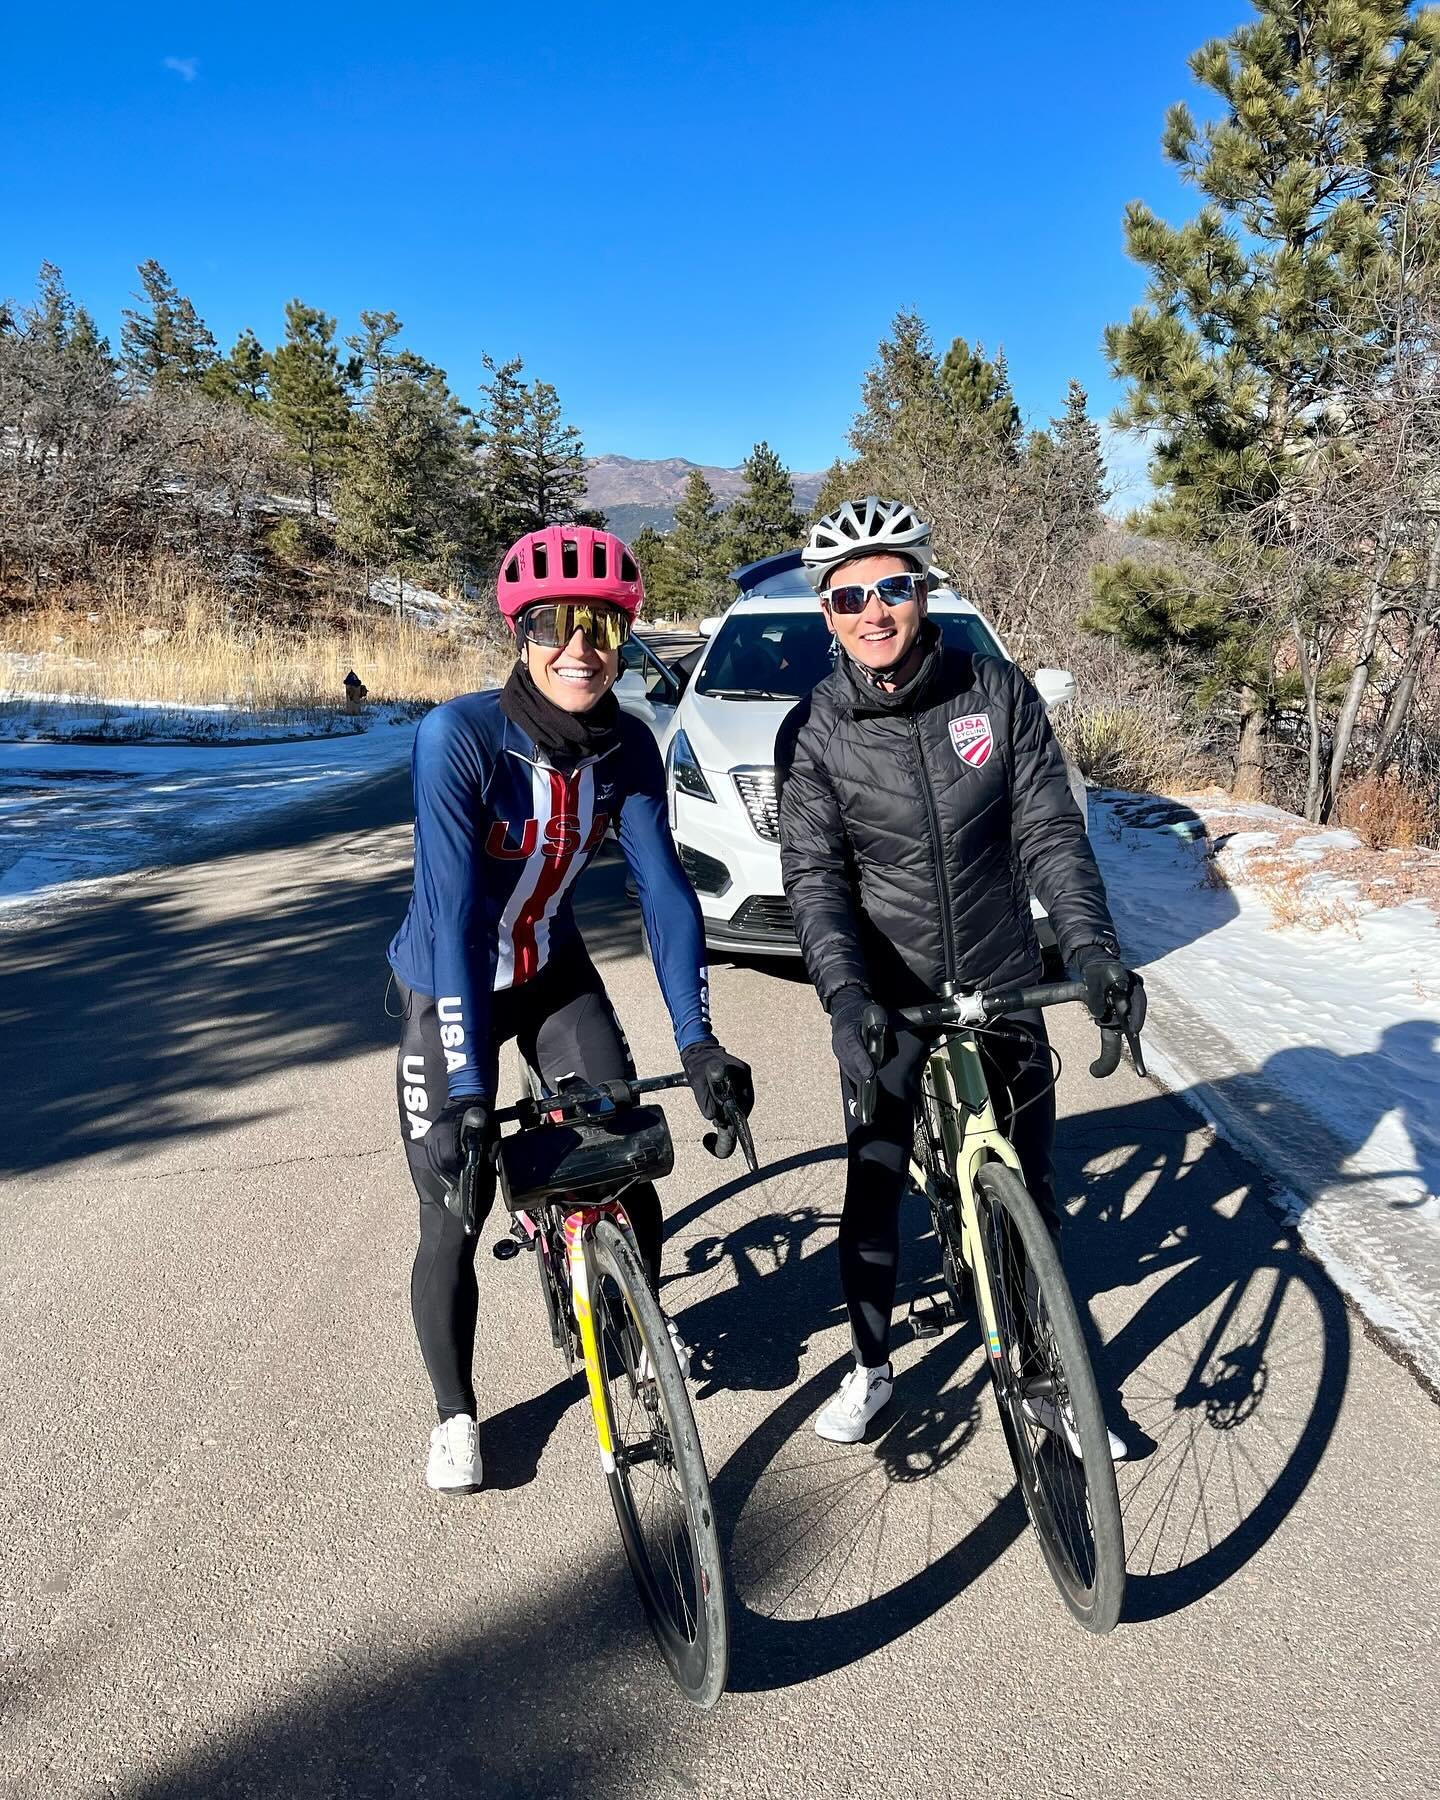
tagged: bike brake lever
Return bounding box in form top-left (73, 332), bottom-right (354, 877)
top-left (856, 1004), bottom-right (888, 1128)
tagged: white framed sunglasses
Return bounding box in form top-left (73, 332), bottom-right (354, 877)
top-left (821, 571), bottom-right (925, 615)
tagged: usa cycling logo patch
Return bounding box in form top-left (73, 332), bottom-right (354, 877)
top-left (949, 712), bottom-right (994, 768)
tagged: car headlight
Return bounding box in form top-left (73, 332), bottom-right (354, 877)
top-left (667, 730), bottom-right (715, 803)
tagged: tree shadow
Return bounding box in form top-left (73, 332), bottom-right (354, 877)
top-left (0, 773), bottom-right (650, 1180)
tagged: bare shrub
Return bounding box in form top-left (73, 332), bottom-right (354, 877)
top-left (1336, 772), bottom-right (1438, 850)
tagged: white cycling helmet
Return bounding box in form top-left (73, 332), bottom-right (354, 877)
top-left (801, 496), bottom-right (934, 593)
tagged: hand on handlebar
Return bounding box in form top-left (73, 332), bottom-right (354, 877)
top-left (1071, 945), bottom-right (1147, 1079)
top-left (680, 1040), bottom-right (758, 1169)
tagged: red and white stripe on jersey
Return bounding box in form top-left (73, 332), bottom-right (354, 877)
top-left (494, 759), bottom-right (599, 990)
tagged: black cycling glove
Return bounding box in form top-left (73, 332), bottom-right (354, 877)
top-left (1071, 943), bottom-right (1145, 1030)
top-left (423, 1097), bottom-right (490, 1185)
top-left (828, 985), bottom-right (881, 1090)
top-left (680, 1040), bottom-right (754, 1124)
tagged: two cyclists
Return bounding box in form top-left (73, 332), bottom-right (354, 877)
top-left (776, 498), bottom-right (1142, 1451)
top-left (387, 524), bottom-right (752, 1493)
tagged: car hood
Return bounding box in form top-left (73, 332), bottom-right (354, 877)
top-left (679, 690), bottom-right (797, 771)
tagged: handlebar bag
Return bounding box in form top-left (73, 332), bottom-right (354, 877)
top-left (496, 1105), bottom-right (675, 1212)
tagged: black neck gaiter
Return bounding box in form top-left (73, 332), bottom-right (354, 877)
top-left (499, 660), bottom-right (621, 765)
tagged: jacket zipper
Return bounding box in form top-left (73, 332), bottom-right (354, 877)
top-left (909, 714), bottom-right (957, 984)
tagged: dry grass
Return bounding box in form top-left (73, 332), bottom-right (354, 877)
top-left (1, 565), bottom-right (505, 716)
top-left (1059, 701), bottom-right (1181, 793)
top-left (1335, 772), bottom-right (1438, 850)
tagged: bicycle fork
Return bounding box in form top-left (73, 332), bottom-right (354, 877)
top-left (564, 1210), bottom-right (618, 1476)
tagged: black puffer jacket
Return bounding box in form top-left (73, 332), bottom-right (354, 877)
top-left (776, 627), bottom-right (1118, 1010)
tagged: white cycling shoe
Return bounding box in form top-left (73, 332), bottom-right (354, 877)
top-left (815, 1363), bottom-right (894, 1444)
top-left (426, 1414), bottom-right (481, 1493)
top-left (1022, 1392), bottom-right (1127, 1463)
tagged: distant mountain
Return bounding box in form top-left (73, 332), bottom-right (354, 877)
top-left (583, 454), bottom-right (826, 536)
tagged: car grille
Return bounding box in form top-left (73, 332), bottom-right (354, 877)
top-left (728, 895), bottom-right (795, 937)
top-left (732, 768), bottom-right (780, 842)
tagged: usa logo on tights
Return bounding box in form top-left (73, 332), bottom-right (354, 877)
top-left (949, 712), bottom-right (994, 768)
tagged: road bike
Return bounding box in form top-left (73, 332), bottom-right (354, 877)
top-left (861, 976), bottom-right (1144, 1633)
top-left (452, 1070), bottom-right (754, 1708)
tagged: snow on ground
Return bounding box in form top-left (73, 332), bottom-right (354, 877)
top-left (367, 573), bottom-right (465, 629)
top-left (0, 703), bottom-right (419, 921)
top-left (0, 690), bottom-right (396, 745)
top-left (1093, 789), bottom-right (1440, 1388)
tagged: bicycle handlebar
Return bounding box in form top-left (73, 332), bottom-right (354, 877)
top-left (889, 976), bottom-right (1147, 1081)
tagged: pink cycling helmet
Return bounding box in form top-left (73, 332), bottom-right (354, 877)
top-left (496, 524), bottom-right (645, 629)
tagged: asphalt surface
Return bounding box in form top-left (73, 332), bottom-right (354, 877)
top-left (2, 764), bottom-right (1437, 1799)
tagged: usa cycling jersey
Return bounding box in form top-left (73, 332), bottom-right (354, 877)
top-left (388, 689), bottom-right (711, 1102)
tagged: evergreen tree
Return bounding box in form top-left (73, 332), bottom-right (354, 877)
top-left (520, 378), bottom-right (588, 526)
top-left (724, 441), bottom-right (804, 568)
top-left (120, 259), bottom-right (216, 388)
top-left (630, 523), bottom-right (685, 615)
top-left (269, 300), bottom-right (354, 517)
top-left (668, 468), bottom-right (729, 613)
top-left (201, 328), bottom-right (271, 412)
top-left (475, 354), bottom-right (533, 543)
top-left (335, 323), bottom-right (472, 604)
top-left (940, 336), bottom-right (1021, 458)
top-left (1087, 0), bottom-right (1440, 800)
top-left (1029, 380), bottom-right (1109, 558)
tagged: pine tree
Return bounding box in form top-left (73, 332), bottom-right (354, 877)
top-left (269, 300), bottom-right (354, 518)
top-left (630, 523), bottom-right (685, 616)
top-left (940, 337), bottom-right (1021, 459)
top-left (520, 378), bottom-right (588, 526)
top-left (201, 328), bottom-right (271, 411)
top-left (474, 354), bottom-right (533, 543)
top-left (668, 468), bottom-right (729, 613)
top-left (335, 323), bottom-right (472, 607)
top-left (1029, 380), bottom-right (1108, 560)
top-left (120, 260), bottom-right (216, 388)
top-left (724, 441), bottom-right (804, 568)
top-left (1088, 0), bottom-right (1440, 801)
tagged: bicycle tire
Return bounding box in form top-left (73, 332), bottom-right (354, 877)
top-left (590, 1217), bottom-right (729, 1707)
top-left (974, 1161), bottom-right (1125, 1632)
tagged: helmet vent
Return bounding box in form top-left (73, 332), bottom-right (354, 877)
top-left (532, 542), bottom-right (548, 580)
top-left (620, 550), bottom-right (638, 582)
top-left (503, 555), bottom-right (520, 582)
top-left (592, 540), bottom-right (608, 580)
top-left (562, 539), bottom-right (579, 579)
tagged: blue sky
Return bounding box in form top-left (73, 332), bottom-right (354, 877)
top-left (0, 1), bottom-right (1244, 487)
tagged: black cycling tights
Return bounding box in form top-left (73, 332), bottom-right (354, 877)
top-left (394, 945), bottom-right (662, 1421)
top-left (840, 1012), bottom-right (1058, 1371)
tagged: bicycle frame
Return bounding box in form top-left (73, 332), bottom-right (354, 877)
top-left (908, 1029), bottom-right (1023, 1369)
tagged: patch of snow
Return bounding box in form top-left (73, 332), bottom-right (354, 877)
top-left (0, 709), bottom-right (421, 921)
top-left (1094, 790), bottom-right (1440, 1388)
top-left (0, 692), bottom-right (414, 745)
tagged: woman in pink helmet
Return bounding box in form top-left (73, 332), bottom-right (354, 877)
top-left (387, 524), bottom-right (753, 1494)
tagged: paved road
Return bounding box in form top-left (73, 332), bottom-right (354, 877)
top-left (1, 767), bottom-right (1436, 1799)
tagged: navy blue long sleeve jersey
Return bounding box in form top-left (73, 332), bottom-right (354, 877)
top-left (388, 691), bottom-right (712, 1103)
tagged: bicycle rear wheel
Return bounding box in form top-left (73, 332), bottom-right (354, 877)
top-left (975, 1162), bottom-right (1125, 1632)
top-left (590, 1218), bottom-right (729, 1707)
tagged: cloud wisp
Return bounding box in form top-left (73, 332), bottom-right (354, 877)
top-left (162, 56), bottom-right (199, 82)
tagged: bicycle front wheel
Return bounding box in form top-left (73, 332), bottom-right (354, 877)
top-left (590, 1218), bottom-right (729, 1707)
top-left (975, 1162), bottom-right (1125, 1632)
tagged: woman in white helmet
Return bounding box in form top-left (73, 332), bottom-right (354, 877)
top-left (777, 497), bottom-right (1139, 1452)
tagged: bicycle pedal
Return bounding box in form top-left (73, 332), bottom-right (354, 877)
top-left (492, 1239), bottom-right (520, 1262)
top-left (908, 1292), bottom-right (953, 1340)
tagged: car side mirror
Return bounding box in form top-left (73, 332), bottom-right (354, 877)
top-left (698, 618), bottom-right (719, 638)
top-left (1034, 668), bottom-right (1077, 709)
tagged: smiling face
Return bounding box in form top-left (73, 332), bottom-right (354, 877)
top-left (522, 626), bottom-right (620, 713)
top-left (820, 551), bottom-right (927, 676)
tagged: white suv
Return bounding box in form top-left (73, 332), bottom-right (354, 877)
top-left (616, 551), bottom-right (1084, 960)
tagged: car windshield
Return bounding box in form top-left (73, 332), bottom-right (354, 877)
top-left (694, 610), bottom-right (1002, 701)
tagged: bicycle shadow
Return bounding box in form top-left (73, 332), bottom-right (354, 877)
top-left (708, 1065), bottom-right (1356, 1684)
top-left (1056, 1080), bottom-right (1352, 1625)
top-left (481, 1370), bottom-right (586, 1492)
